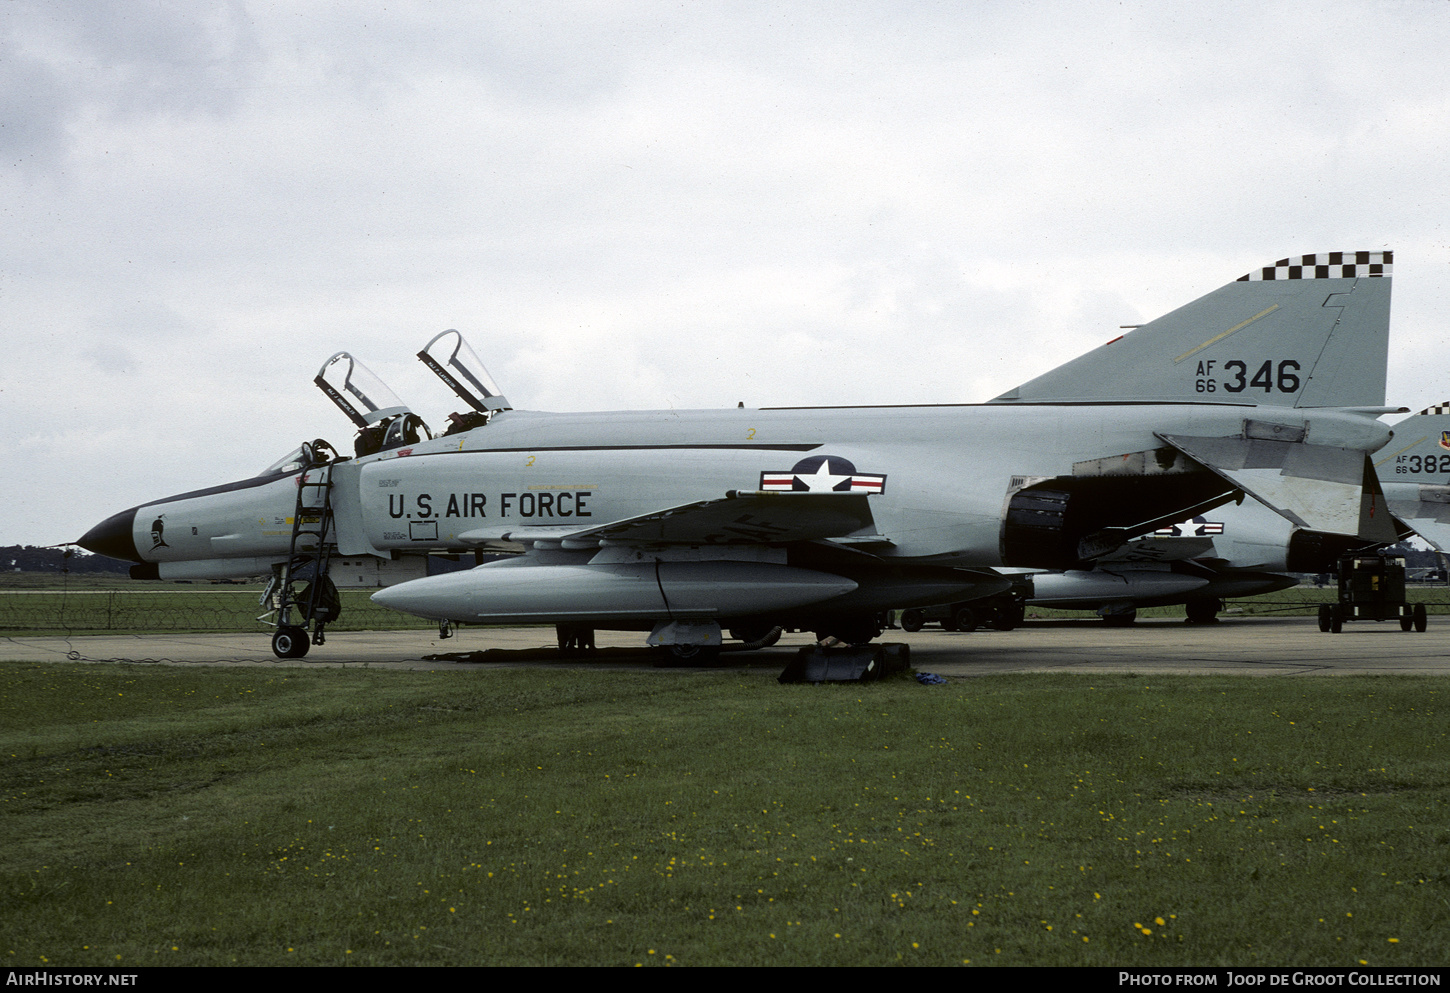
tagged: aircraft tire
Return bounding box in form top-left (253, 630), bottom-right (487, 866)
top-left (1329, 606), bottom-right (1343, 634)
top-left (272, 626), bottom-right (310, 659)
top-left (951, 606), bottom-right (978, 632)
top-left (990, 604), bottom-right (1023, 631)
top-left (1401, 614), bottom-right (1414, 632)
top-left (814, 618), bottom-right (883, 646)
top-left (556, 623), bottom-right (596, 654)
top-left (1102, 609), bottom-right (1137, 627)
top-left (657, 643), bottom-right (721, 666)
top-left (1319, 604), bottom-right (1333, 633)
top-left (1415, 603), bottom-right (1428, 632)
top-left (899, 609), bottom-right (925, 633)
top-left (1184, 597), bottom-right (1221, 624)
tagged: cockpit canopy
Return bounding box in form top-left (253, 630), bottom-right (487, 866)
top-left (418, 329), bottom-right (510, 413)
top-left (315, 352), bottom-right (410, 428)
top-left (314, 352), bottom-right (431, 456)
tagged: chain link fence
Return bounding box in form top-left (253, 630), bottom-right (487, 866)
top-left (0, 588), bottom-right (435, 635)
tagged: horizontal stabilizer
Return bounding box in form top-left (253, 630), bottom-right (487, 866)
top-left (992, 252), bottom-right (1391, 408)
top-left (1160, 433), bottom-right (1394, 541)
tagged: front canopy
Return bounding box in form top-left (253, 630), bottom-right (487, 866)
top-left (314, 352), bottom-right (410, 428)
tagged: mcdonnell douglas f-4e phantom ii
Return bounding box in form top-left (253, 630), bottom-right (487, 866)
top-left (78, 252), bottom-right (1402, 660)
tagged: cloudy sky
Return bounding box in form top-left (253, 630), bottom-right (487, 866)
top-left (4, 0), bottom-right (1449, 547)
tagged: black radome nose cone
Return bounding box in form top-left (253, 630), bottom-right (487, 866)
top-left (77, 508), bottom-right (141, 563)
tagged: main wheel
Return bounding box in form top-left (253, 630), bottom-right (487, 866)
top-left (1330, 606), bottom-right (1343, 633)
top-left (815, 618), bottom-right (883, 645)
top-left (990, 604), bottom-right (1024, 631)
top-left (556, 623), bottom-right (596, 654)
top-left (272, 625), bottom-right (310, 658)
top-left (657, 643), bottom-right (721, 666)
top-left (1414, 603), bottom-right (1428, 632)
top-left (1102, 608), bottom-right (1137, 627)
top-left (951, 606), bottom-right (978, 632)
top-left (1184, 597), bottom-right (1221, 624)
top-left (899, 609), bottom-right (925, 633)
top-left (1319, 604), bottom-right (1333, 633)
top-left (1400, 614), bottom-right (1414, 632)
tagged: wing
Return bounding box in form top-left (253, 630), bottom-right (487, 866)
top-left (457, 490), bottom-right (883, 549)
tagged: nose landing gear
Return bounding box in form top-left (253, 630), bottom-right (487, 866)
top-left (262, 446), bottom-right (340, 659)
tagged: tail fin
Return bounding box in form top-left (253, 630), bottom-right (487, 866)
top-left (991, 252), bottom-right (1392, 408)
top-left (1377, 403), bottom-right (1450, 484)
top-left (1380, 403), bottom-right (1450, 551)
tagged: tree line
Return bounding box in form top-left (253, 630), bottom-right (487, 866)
top-left (2, 545), bottom-right (132, 575)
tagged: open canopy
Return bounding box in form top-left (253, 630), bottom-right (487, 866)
top-left (417, 329), bottom-right (510, 412)
top-left (314, 352), bottom-right (411, 428)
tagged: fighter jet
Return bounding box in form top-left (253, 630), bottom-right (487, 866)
top-left (1376, 403), bottom-right (1450, 556)
top-left (77, 253), bottom-right (1400, 659)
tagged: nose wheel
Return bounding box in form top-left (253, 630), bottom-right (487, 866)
top-left (272, 625), bottom-right (311, 658)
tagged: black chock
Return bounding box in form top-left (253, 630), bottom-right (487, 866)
top-left (779, 644), bottom-right (887, 684)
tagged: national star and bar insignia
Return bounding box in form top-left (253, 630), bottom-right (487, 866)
top-left (1152, 516), bottom-right (1225, 538)
top-left (760, 455), bottom-right (887, 493)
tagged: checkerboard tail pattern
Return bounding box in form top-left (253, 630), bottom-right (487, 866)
top-left (1416, 402), bottom-right (1450, 416)
top-left (1236, 251), bottom-right (1392, 281)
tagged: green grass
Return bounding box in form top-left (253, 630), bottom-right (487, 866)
top-left (1, 662), bottom-right (1446, 966)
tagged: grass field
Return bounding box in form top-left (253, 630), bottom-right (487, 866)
top-left (1, 661), bottom-right (1445, 967)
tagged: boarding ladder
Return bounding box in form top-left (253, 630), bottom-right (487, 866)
top-left (276, 457), bottom-right (338, 647)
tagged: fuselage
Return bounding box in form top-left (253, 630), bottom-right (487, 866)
top-left (80, 400), bottom-right (1393, 577)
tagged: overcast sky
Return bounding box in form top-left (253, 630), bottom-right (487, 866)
top-left (4, 0), bottom-right (1449, 547)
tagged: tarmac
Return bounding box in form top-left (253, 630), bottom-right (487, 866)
top-left (5, 614), bottom-right (1450, 677)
